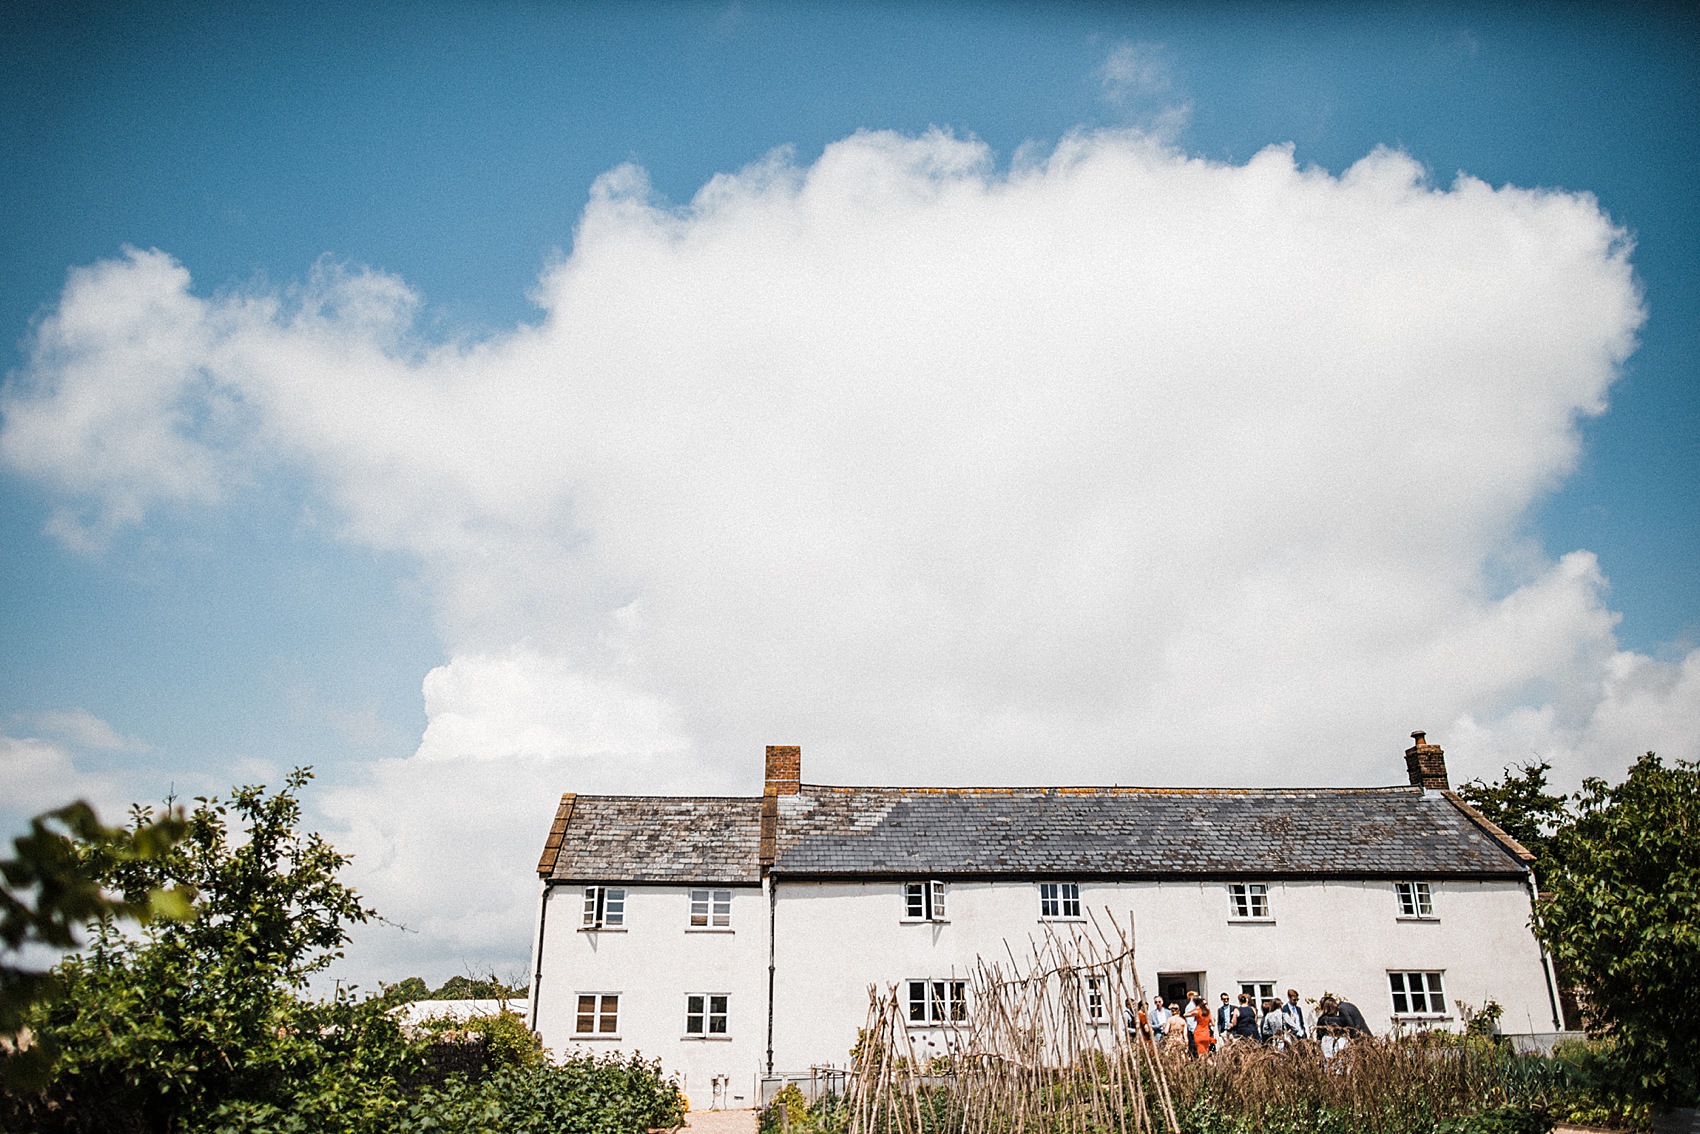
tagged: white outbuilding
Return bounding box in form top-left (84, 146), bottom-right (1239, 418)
top-left (527, 733), bottom-right (1562, 1110)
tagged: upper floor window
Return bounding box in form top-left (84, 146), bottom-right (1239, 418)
top-left (1388, 970), bottom-right (1447, 1017)
top-left (1227, 882), bottom-right (1271, 920)
top-left (904, 880), bottom-right (946, 921)
top-left (1395, 881), bottom-right (1434, 919)
top-left (575, 993), bottom-right (620, 1035)
top-left (907, 978), bottom-right (967, 1024)
top-left (1039, 882), bottom-right (1082, 920)
top-left (691, 889), bottom-right (732, 928)
top-left (582, 885), bottom-right (626, 929)
top-left (685, 993), bottom-right (729, 1036)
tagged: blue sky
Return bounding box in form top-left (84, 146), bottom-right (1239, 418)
top-left (2, 1), bottom-right (1695, 982)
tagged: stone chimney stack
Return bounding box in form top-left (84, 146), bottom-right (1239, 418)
top-left (1404, 731), bottom-right (1449, 790)
top-left (765, 745), bottom-right (801, 796)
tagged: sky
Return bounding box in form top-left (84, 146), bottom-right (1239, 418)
top-left (1, 0), bottom-right (1696, 987)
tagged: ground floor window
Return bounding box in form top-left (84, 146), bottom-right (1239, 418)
top-left (907, 979), bottom-right (967, 1024)
top-left (1238, 981), bottom-right (1276, 1004)
top-left (685, 993), bottom-right (729, 1036)
top-left (576, 993), bottom-right (620, 1034)
top-left (1084, 975), bottom-right (1106, 1022)
top-left (1388, 971), bottom-right (1447, 1016)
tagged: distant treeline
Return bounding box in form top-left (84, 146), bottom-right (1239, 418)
top-left (380, 975), bottom-right (529, 1005)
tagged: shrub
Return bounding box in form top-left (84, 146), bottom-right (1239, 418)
top-left (1435, 1108), bottom-right (1554, 1134)
top-left (420, 1010), bottom-right (544, 1072)
top-left (410, 1051), bottom-right (685, 1133)
top-left (761, 1083), bottom-right (809, 1132)
top-left (760, 1084), bottom-right (848, 1134)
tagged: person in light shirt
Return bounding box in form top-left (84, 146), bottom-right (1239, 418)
top-left (1215, 991), bottom-right (1236, 1038)
top-left (1260, 998), bottom-right (1291, 1046)
top-left (1281, 988), bottom-right (1308, 1039)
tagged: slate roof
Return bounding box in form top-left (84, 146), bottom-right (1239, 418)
top-left (538, 782), bottom-right (1532, 883)
top-left (769, 786), bottom-right (1530, 879)
top-left (540, 795), bottom-right (764, 884)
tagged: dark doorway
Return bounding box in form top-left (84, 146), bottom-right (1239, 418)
top-left (1157, 971), bottom-right (1206, 1007)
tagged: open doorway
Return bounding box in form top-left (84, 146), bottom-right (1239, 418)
top-left (1157, 971), bottom-right (1206, 1008)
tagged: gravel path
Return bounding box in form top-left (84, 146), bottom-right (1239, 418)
top-left (680, 1107), bottom-right (759, 1133)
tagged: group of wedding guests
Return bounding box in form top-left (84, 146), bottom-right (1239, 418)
top-left (1124, 988), bottom-right (1370, 1057)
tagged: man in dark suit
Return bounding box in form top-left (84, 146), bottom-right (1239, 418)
top-left (1336, 998), bottom-right (1370, 1034)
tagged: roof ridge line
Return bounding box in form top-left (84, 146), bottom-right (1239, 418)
top-left (1441, 790), bottom-right (1537, 865)
top-left (570, 793), bottom-right (763, 802)
top-left (791, 783), bottom-right (1423, 794)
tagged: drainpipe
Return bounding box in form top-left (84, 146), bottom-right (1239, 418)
top-left (766, 875), bottom-right (777, 1075)
top-left (530, 880), bottom-right (554, 1031)
top-left (1527, 868), bottom-right (1564, 1032)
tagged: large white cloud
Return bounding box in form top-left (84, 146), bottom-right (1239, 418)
top-left (5, 129), bottom-right (1692, 981)
top-left (0, 711), bottom-right (151, 832)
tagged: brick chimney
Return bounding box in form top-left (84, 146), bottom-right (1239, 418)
top-left (1404, 731), bottom-right (1449, 790)
top-left (765, 745), bottom-right (801, 796)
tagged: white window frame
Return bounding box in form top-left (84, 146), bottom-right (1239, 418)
top-left (1394, 881), bottom-right (1435, 919)
top-left (903, 880), bottom-right (947, 922)
top-left (684, 992), bottom-right (730, 1038)
top-left (574, 992), bottom-right (620, 1036)
top-left (906, 978), bottom-right (967, 1025)
top-left (582, 885), bottom-right (627, 929)
top-left (1388, 970), bottom-right (1448, 1018)
top-left (690, 888), bottom-right (733, 929)
top-left (1238, 981), bottom-right (1276, 1005)
top-left (1083, 974), bottom-right (1106, 1023)
top-left (1226, 882), bottom-right (1272, 921)
top-left (1039, 881), bottom-right (1082, 920)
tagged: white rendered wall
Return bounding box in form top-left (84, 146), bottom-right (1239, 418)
top-left (531, 882), bottom-right (769, 1110)
top-left (768, 877), bottom-right (1555, 1073)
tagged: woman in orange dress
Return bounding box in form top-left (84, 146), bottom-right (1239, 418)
top-left (1190, 998), bottom-right (1216, 1057)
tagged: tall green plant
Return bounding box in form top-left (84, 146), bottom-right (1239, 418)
top-left (1, 800), bottom-right (187, 1087)
top-left (1536, 752), bottom-right (1700, 1104)
top-left (6, 769), bottom-right (388, 1131)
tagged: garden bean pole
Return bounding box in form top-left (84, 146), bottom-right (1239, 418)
top-left (844, 910), bottom-right (1179, 1134)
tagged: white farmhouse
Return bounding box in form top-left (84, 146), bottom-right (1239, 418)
top-left (527, 733), bottom-right (1562, 1110)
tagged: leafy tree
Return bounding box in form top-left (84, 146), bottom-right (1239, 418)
top-left (4, 770), bottom-right (685, 1133)
top-left (1535, 752), bottom-right (1700, 1104)
top-left (5, 769), bottom-right (397, 1131)
top-left (1458, 760), bottom-right (1570, 867)
top-left (1, 801), bottom-right (187, 1087)
top-left (380, 975), bottom-right (432, 1005)
top-left (430, 974), bottom-right (526, 1002)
